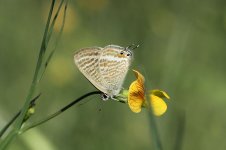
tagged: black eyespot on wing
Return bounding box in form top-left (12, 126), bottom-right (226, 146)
top-left (120, 51), bottom-right (124, 55)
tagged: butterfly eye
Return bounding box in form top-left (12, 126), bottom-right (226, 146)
top-left (127, 51), bottom-right (132, 57)
top-left (120, 51), bottom-right (124, 55)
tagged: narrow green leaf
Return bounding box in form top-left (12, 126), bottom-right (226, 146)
top-left (0, 1), bottom-right (57, 149)
top-left (0, 112), bottom-right (20, 139)
top-left (39, 0), bottom-right (68, 82)
top-left (45, 0), bottom-right (65, 45)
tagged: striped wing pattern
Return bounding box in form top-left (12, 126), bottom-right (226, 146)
top-left (74, 45), bottom-right (132, 97)
top-left (99, 45), bottom-right (131, 96)
top-left (74, 47), bottom-right (109, 94)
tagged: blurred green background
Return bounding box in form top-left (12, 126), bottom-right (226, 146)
top-left (1, 0), bottom-right (226, 150)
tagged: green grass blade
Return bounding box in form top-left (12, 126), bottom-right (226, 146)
top-left (45, 0), bottom-right (65, 46)
top-left (0, 112), bottom-right (20, 139)
top-left (0, 94), bottom-right (41, 138)
top-left (15, 0), bottom-right (56, 129)
top-left (39, 0), bottom-right (68, 81)
top-left (0, 1), bottom-right (56, 149)
top-left (0, 130), bottom-right (18, 150)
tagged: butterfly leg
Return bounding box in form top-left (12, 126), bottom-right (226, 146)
top-left (110, 95), bottom-right (119, 101)
top-left (101, 93), bottom-right (110, 101)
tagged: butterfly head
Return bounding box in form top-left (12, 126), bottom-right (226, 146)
top-left (124, 44), bottom-right (139, 57)
top-left (104, 44), bottom-right (139, 60)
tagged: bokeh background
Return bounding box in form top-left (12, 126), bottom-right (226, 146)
top-left (1, 0), bottom-right (226, 150)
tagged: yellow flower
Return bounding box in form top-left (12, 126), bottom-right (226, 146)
top-left (128, 70), bottom-right (145, 113)
top-left (150, 90), bottom-right (170, 116)
top-left (128, 70), bottom-right (170, 116)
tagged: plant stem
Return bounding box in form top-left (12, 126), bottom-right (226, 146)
top-left (21, 91), bottom-right (102, 133)
top-left (0, 112), bottom-right (20, 138)
top-left (0, 94), bottom-right (41, 139)
top-left (0, 1), bottom-right (58, 149)
top-left (0, 130), bottom-right (18, 150)
top-left (174, 111), bottom-right (186, 150)
top-left (144, 89), bottom-right (163, 150)
top-left (45, 0), bottom-right (65, 45)
top-left (14, 0), bottom-right (56, 130)
top-left (147, 109), bottom-right (163, 150)
top-left (39, 0), bottom-right (68, 81)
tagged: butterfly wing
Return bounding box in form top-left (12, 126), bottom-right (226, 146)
top-left (74, 47), bottom-right (109, 94)
top-left (99, 45), bottom-right (132, 96)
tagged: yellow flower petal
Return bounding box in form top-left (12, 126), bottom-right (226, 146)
top-left (128, 70), bottom-right (145, 113)
top-left (133, 70), bottom-right (145, 85)
top-left (150, 95), bottom-right (167, 116)
top-left (127, 70), bottom-right (170, 115)
top-left (150, 90), bottom-right (169, 116)
top-left (151, 89), bottom-right (170, 99)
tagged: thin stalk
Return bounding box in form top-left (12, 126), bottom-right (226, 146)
top-left (0, 130), bottom-right (18, 150)
top-left (45, 0), bottom-right (65, 45)
top-left (174, 111), bottom-right (186, 150)
top-left (145, 90), bottom-right (163, 150)
top-left (39, 0), bottom-right (68, 81)
top-left (21, 91), bottom-right (102, 133)
top-left (0, 1), bottom-right (57, 149)
top-left (15, 0), bottom-right (56, 130)
top-left (147, 107), bottom-right (163, 150)
top-left (0, 112), bottom-right (20, 139)
top-left (141, 69), bottom-right (163, 150)
top-left (0, 94), bottom-right (41, 139)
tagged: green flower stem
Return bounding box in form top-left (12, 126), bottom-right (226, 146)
top-left (0, 112), bottom-right (20, 139)
top-left (20, 91), bottom-right (102, 133)
top-left (147, 109), bottom-right (163, 150)
top-left (174, 111), bottom-right (186, 150)
top-left (145, 94), bottom-right (163, 150)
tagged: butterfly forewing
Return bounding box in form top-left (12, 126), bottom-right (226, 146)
top-left (74, 47), bottom-right (109, 94)
top-left (99, 45), bottom-right (132, 96)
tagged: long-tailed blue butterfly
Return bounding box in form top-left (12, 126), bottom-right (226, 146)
top-left (74, 44), bottom-right (139, 100)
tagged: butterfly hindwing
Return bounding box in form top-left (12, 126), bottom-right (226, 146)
top-left (74, 47), bottom-right (109, 94)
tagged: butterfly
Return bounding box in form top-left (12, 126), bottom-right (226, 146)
top-left (74, 44), bottom-right (139, 100)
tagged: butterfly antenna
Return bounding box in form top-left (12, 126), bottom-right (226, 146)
top-left (125, 44), bottom-right (139, 50)
top-left (131, 44), bottom-right (139, 50)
